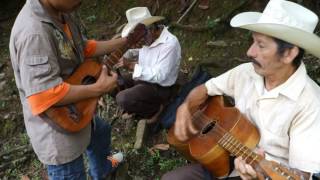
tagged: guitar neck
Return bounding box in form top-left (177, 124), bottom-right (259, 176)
top-left (103, 45), bottom-right (129, 70)
top-left (217, 132), bottom-right (303, 180)
top-left (218, 132), bottom-right (263, 166)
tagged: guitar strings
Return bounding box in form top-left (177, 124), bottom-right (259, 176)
top-left (193, 111), bottom-right (261, 165)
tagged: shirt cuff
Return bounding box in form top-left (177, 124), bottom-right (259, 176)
top-left (27, 82), bottom-right (70, 115)
top-left (132, 64), bottom-right (142, 79)
top-left (205, 80), bottom-right (213, 95)
top-left (84, 40), bottom-right (97, 58)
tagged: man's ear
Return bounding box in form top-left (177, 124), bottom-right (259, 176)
top-left (283, 46), bottom-right (299, 64)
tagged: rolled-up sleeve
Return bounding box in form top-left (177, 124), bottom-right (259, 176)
top-left (205, 66), bottom-right (240, 97)
top-left (83, 40), bottom-right (97, 58)
top-left (18, 34), bottom-right (62, 97)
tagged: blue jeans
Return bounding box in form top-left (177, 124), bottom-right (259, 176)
top-left (47, 116), bottom-right (112, 180)
top-left (313, 172), bottom-right (320, 180)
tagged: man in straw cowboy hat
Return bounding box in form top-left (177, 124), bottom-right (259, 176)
top-left (162, 0), bottom-right (320, 179)
top-left (114, 7), bottom-right (181, 120)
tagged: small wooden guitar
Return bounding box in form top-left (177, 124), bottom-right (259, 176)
top-left (44, 23), bottom-right (147, 133)
top-left (167, 96), bottom-right (303, 180)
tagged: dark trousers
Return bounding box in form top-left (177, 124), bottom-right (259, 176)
top-left (116, 75), bottom-right (172, 118)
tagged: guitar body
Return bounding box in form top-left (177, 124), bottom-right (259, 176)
top-left (45, 60), bottom-right (102, 133)
top-left (44, 23), bottom-right (147, 133)
top-left (167, 96), bottom-right (260, 177)
top-left (167, 128), bottom-right (196, 162)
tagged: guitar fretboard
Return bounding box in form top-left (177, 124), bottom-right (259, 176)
top-left (103, 46), bottom-right (128, 71)
top-left (218, 132), bottom-right (263, 165)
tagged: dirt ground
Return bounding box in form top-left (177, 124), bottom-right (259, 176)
top-left (1, 0), bottom-right (320, 179)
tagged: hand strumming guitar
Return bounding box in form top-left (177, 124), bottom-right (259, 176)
top-left (94, 65), bottom-right (118, 94)
top-left (174, 84), bottom-right (208, 142)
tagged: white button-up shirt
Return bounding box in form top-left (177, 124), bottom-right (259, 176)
top-left (205, 62), bottom-right (320, 173)
top-left (123, 27), bottom-right (181, 87)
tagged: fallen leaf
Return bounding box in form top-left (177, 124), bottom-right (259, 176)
top-left (152, 144), bottom-right (170, 151)
top-left (148, 148), bottom-right (156, 155)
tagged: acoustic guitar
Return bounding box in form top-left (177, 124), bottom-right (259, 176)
top-left (167, 96), bottom-right (302, 180)
top-left (44, 23), bottom-right (147, 133)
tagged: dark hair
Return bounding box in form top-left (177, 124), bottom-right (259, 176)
top-left (273, 38), bottom-right (304, 68)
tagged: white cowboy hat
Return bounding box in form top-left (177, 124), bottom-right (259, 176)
top-left (121, 7), bottom-right (165, 38)
top-left (230, 0), bottom-right (320, 58)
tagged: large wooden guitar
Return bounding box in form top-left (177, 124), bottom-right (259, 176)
top-left (167, 96), bottom-right (302, 180)
top-left (44, 23), bottom-right (147, 133)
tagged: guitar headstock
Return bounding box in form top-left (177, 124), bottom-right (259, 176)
top-left (126, 23), bottom-right (147, 47)
top-left (259, 160), bottom-right (302, 180)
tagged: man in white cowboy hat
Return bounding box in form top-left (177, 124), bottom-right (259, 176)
top-left (162, 0), bottom-right (320, 179)
top-left (115, 7), bottom-right (181, 119)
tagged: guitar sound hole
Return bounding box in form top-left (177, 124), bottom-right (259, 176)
top-left (201, 121), bottom-right (216, 135)
top-left (82, 76), bottom-right (96, 85)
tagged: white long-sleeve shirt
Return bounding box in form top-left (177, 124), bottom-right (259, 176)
top-left (123, 27), bottom-right (181, 87)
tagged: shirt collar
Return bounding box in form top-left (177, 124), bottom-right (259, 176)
top-left (279, 62), bottom-right (307, 101)
top-left (148, 26), bottom-right (170, 48)
top-left (28, 0), bottom-right (53, 24)
top-left (250, 62), bottom-right (307, 101)
top-left (28, 0), bottom-right (66, 32)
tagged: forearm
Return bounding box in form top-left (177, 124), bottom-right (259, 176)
top-left (93, 37), bottom-right (127, 57)
top-left (55, 84), bottom-right (102, 106)
top-left (184, 84), bottom-right (209, 113)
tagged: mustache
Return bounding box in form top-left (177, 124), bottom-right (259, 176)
top-left (246, 57), bottom-right (262, 67)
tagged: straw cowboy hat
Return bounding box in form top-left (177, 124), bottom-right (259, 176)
top-left (121, 7), bottom-right (165, 38)
top-left (230, 0), bottom-right (320, 58)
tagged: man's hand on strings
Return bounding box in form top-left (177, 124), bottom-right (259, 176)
top-left (95, 65), bottom-right (118, 93)
top-left (174, 102), bottom-right (198, 142)
top-left (174, 85), bottom-right (208, 142)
